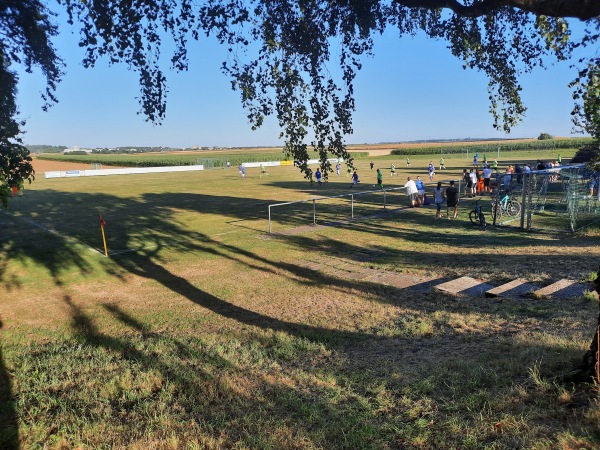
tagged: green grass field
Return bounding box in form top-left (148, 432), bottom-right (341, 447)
top-left (1, 149), bottom-right (600, 449)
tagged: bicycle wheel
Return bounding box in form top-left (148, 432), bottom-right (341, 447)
top-left (507, 200), bottom-right (521, 216)
top-left (469, 210), bottom-right (479, 225)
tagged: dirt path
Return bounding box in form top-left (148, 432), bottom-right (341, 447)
top-left (32, 157), bottom-right (124, 174)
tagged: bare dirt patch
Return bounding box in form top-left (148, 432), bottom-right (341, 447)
top-left (32, 157), bottom-right (96, 174)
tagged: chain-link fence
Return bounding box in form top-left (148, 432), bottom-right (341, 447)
top-left (491, 164), bottom-right (600, 232)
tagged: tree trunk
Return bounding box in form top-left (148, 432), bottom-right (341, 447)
top-left (564, 266), bottom-right (600, 382)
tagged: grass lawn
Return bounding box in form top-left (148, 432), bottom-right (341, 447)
top-left (1, 149), bottom-right (599, 449)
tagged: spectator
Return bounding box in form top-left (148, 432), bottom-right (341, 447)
top-left (433, 181), bottom-right (445, 219)
top-left (445, 180), bottom-right (459, 219)
top-left (415, 176), bottom-right (426, 205)
top-left (514, 164), bottom-right (523, 184)
top-left (476, 169), bottom-right (485, 194)
top-left (404, 177), bottom-right (419, 207)
top-left (482, 164), bottom-right (493, 193)
top-left (315, 168), bottom-right (322, 186)
top-left (469, 169), bottom-right (477, 196)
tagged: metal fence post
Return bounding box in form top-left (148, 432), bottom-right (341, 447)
top-left (520, 173), bottom-right (528, 230)
top-left (526, 174), bottom-right (534, 230)
top-left (383, 189), bottom-right (387, 209)
top-left (268, 205), bottom-right (272, 233)
top-left (351, 194), bottom-right (354, 218)
top-left (313, 199), bottom-right (316, 225)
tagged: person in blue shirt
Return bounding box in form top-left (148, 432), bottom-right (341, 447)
top-left (428, 161), bottom-right (435, 180)
top-left (415, 176), bottom-right (426, 205)
top-left (315, 168), bottom-right (322, 186)
top-left (350, 170), bottom-right (360, 188)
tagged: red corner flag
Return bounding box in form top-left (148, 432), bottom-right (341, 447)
top-left (99, 215), bottom-right (106, 228)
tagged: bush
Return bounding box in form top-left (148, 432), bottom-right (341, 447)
top-left (538, 133), bottom-right (554, 140)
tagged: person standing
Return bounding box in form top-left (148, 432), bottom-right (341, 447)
top-left (370, 161), bottom-right (374, 171)
top-left (315, 168), bottom-right (323, 186)
top-left (390, 163), bottom-right (396, 177)
top-left (376, 169), bottom-right (383, 188)
top-left (557, 154), bottom-right (562, 165)
top-left (404, 177), bottom-right (419, 207)
top-left (350, 170), bottom-right (360, 188)
top-left (415, 176), bottom-right (426, 205)
top-left (439, 157), bottom-right (446, 170)
top-left (469, 169), bottom-right (477, 196)
top-left (335, 162), bottom-right (341, 176)
top-left (492, 159), bottom-right (498, 171)
top-left (428, 161), bottom-right (435, 181)
top-left (482, 164), bottom-right (493, 193)
top-left (445, 180), bottom-right (459, 219)
top-left (406, 157), bottom-right (411, 167)
top-left (433, 181), bottom-right (445, 219)
top-left (462, 168), bottom-right (471, 196)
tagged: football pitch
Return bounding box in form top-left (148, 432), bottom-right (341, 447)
top-left (1, 150), bottom-right (600, 449)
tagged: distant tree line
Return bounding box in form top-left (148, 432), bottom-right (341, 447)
top-left (391, 138), bottom-right (594, 156)
top-left (26, 145), bottom-right (67, 154)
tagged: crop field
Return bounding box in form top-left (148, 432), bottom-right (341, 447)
top-left (1, 147), bottom-right (600, 449)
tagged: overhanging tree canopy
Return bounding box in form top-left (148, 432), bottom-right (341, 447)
top-left (1, 0), bottom-right (599, 195)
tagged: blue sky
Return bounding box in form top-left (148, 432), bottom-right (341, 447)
top-left (16, 10), bottom-right (589, 148)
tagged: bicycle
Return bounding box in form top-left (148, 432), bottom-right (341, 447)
top-left (491, 192), bottom-right (521, 219)
top-left (469, 199), bottom-right (487, 230)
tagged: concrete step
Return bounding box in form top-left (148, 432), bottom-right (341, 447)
top-left (434, 276), bottom-right (496, 297)
top-left (532, 279), bottom-right (587, 299)
top-left (485, 278), bottom-right (534, 298)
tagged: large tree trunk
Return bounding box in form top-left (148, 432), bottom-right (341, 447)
top-left (564, 267), bottom-right (600, 382)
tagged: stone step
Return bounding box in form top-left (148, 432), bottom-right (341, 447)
top-left (434, 276), bottom-right (496, 297)
top-left (532, 279), bottom-right (587, 299)
top-left (485, 278), bottom-right (534, 298)
top-left (375, 273), bottom-right (435, 290)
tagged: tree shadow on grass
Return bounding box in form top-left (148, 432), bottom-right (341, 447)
top-left (2, 186), bottom-right (598, 446)
top-left (0, 320), bottom-right (18, 449)
top-left (58, 296), bottom-right (389, 448)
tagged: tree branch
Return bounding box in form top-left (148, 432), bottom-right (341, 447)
top-left (393, 0), bottom-right (600, 20)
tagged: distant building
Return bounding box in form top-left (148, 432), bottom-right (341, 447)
top-left (64, 146), bottom-right (92, 154)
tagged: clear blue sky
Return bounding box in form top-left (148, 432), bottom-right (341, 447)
top-left (16, 9), bottom-right (590, 149)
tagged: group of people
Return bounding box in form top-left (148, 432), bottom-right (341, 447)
top-left (404, 176), bottom-right (459, 218)
top-left (462, 165), bottom-right (495, 196)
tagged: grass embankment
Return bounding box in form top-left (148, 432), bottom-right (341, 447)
top-left (1, 151), bottom-right (599, 448)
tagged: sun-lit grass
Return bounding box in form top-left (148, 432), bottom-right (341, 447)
top-left (1, 147), bottom-right (599, 448)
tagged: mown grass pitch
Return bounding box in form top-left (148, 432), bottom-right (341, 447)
top-left (1, 149), bottom-right (600, 449)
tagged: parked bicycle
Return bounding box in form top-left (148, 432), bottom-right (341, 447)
top-left (491, 192), bottom-right (521, 219)
top-left (469, 199), bottom-right (487, 230)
